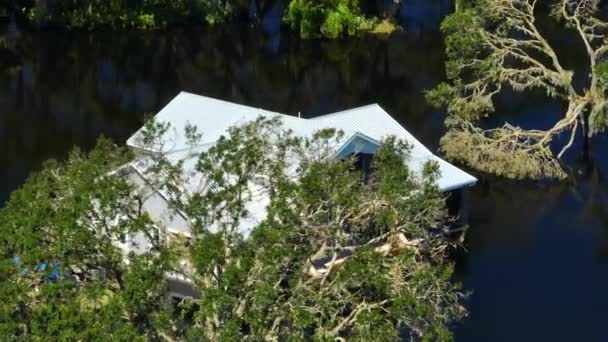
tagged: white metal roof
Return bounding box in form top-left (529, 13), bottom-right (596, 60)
top-left (127, 91), bottom-right (477, 192)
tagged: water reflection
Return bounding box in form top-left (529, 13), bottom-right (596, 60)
top-left (400, 0), bottom-right (453, 31)
top-left (2, 17), bottom-right (608, 342)
top-left (455, 174), bottom-right (608, 341)
top-left (0, 27), bottom-right (446, 203)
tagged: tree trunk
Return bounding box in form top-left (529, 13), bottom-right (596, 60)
top-left (554, 97), bottom-right (590, 159)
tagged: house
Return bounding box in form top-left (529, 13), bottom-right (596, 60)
top-left (121, 92), bottom-right (477, 293)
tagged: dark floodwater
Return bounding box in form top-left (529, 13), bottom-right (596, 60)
top-left (2, 10), bottom-right (608, 342)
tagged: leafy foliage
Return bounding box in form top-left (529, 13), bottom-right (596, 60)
top-left (590, 60), bottom-right (608, 132)
top-left (14, 0), bottom-right (401, 37)
top-left (428, 0), bottom-right (608, 180)
top-left (21, 0), bottom-right (243, 29)
top-left (0, 139), bottom-right (176, 339)
top-left (284, 0), bottom-right (373, 39)
top-left (150, 117), bottom-right (467, 340)
top-left (0, 118), bottom-right (466, 340)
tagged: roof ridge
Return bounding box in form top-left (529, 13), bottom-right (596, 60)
top-left (311, 103), bottom-right (381, 120)
top-left (179, 92), bottom-right (293, 119)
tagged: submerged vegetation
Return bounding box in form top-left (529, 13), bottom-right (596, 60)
top-left (2, 0), bottom-right (608, 340)
top-left (3, 0), bottom-right (608, 340)
top-left (284, 0), bottom-right (371, 39)
top-left (284, 0), bottom-right (400, 39)
top-left (20, 0), bottom-right (239, 29)
top-left (5, 0), bottom-right (403, 38)
top-left (427, 0), bottom-right (608, 180)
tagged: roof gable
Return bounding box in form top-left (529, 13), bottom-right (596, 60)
top-left (333, 132), bottom-right (382, 160)
top-left (126, 92), bottom-right (477, 192)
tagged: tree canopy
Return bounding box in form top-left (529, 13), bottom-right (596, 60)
top-left (18, 0), bottom-right (240, 29)
top-left (428, 0), bottom-right (608, 179)
top-left (0, 118), bottom-right (466, 340)
top-left (283, 0), bottom-right (401, 39)
top-left (7, 0), bottom-right (400, 38)
top-left (0, 139), bottom-right (174, 340)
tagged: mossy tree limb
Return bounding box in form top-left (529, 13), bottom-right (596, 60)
top-left (427, 0), bottom-right (608, 180)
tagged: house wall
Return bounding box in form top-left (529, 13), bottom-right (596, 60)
top-left (122, 168), bottom-right (191, 255)
top-left (446, 188), bottom-right (472, 231)
top-left (335, 136), bottom-right (380, 160)
top-left (141, 190), bottom-right (190, 235)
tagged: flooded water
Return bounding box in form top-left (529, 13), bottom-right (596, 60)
top-left (1, 7), bottom-right (608, 342)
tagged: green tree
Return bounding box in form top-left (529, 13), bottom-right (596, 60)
top-left (156, 117), bottom-right (467, 340)
top-left (0, 118), bottom-right (467, 340)
top-left (20, 0), bottom-right (243, 29)
top-left (427, 0), bottom-right (608, 179)
top-left (12, 0), bottom-right (402, 38)
top-left (0, 139), bottom-right (176, 340)
top-left (455, 0), bottom-right (477, 12)
top-left (284, 0), bottom-right (373, 39)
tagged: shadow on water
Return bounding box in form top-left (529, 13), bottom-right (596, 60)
top-left (1, 4), bottom-right (608, 341)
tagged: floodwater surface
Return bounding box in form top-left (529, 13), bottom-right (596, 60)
top-left (1, 8), bottom-right (608, 342)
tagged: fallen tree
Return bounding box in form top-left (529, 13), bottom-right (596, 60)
top-left (427, 0), bottom-right (608, 179)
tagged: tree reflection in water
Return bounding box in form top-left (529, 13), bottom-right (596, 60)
top-left (2, 9), bottom-right (608, 341)
top-left (0, 26), bottom-right (446, 204)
